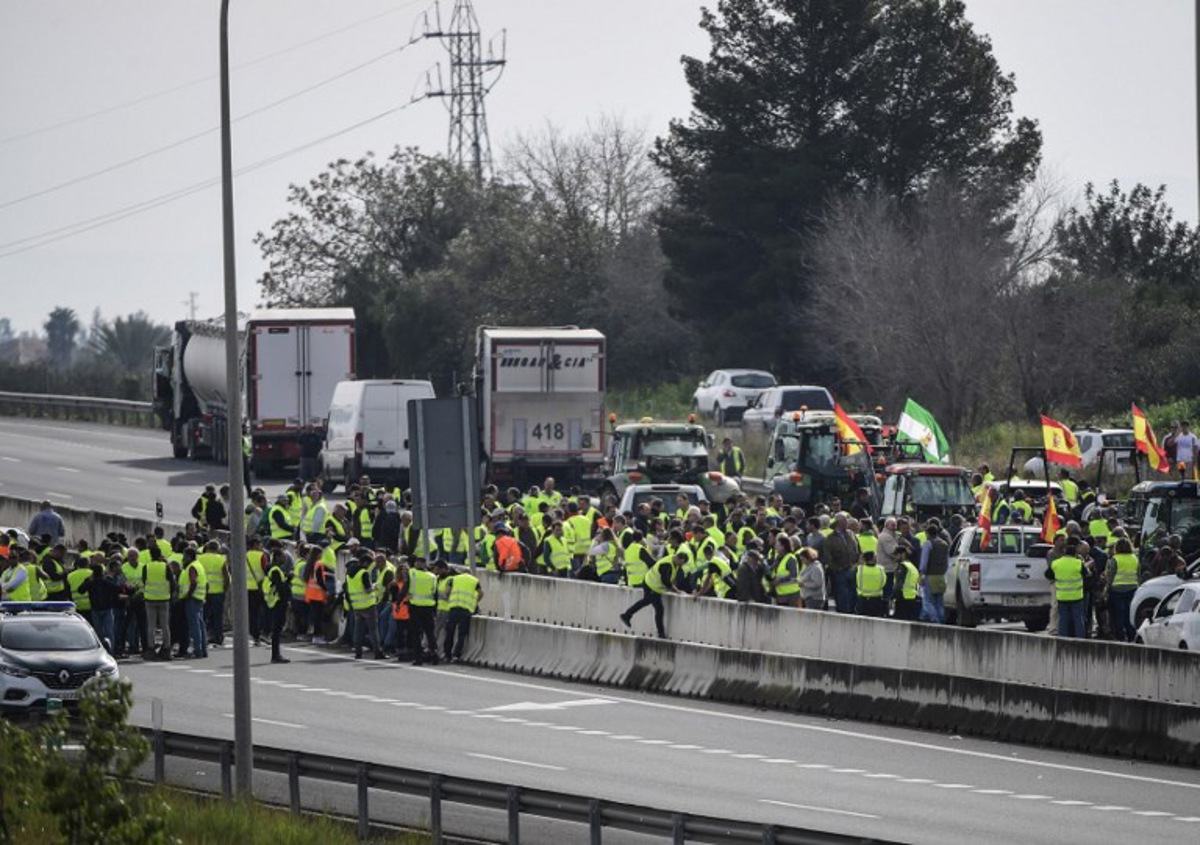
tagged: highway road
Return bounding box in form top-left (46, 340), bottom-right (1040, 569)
top-left (120, 645), bottom-right (1200, 845)
top-left (6, 416), bottom-right (1200, 842)
top-left (0, 416), bottom-right (289, 526)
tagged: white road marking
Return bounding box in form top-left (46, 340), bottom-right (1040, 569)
top-left (1091, 805), bottom-right (1131, 811)
top-left (277, 683), bottom-right (305, 689)
top-left (760, 799), bottom-right (880, 820)
top-left (701, 749), bottom-right (732, 755)
top-left (470, 713), bottom-right (503, 720)
top-left (1132, 811), bottom-right (1174, 817)
top-left (55, 466), bottom-right (81, 473)
top-left (300, 688), bottom-right (328, 693)
top-left (214, 673), bottom-right (232, 678)
top-left (762, 758), bottom-right (796, 764)
top-left (483, 697), bottom-right (615, 713)
top-left (607, 735), bottom-right (641, 741)
top-left (118, 477), bottom-right (144, 484)
top-left (223, 714), bottom-right (305, 729)
top-left (1009, 794), bottom-right (1051, 800)
top-left (576, 729), bottom-right (609, 736)
top-left (404, 666), bottom-right (1200, 792)
top-left (795, 763), bottom-right (830, 769)
top-left (45, 491), bottom-right (73, 499)
top-left (863, 773), bottom-right (900, 779)
top-left (933, 784), bottom-right (974, 790)
top-left (1, 456), bottom-right (20, 462)
top-left (973, 789), bottom-right (1013, 795)
top-left (1173, 816), bottom-right (1200, 822)
top-left (830, 768), bottom-right (866, 774)
top-left (446, 710), bottom-right (474, 715)
top-left (670, 744), bottom-right (702, 750)
top-left (898, 778), bottom-right (935, 785)
top-left (637, 739), bottom-right (671, 745)
top-left (1051, 800), bottom-right (1092, 806)
top-left (187, 669), bottom-right (215, 674)
top-left (546, 725), bottom-right (580, 731)
top-left (465, 752), bottom-right (565, 772)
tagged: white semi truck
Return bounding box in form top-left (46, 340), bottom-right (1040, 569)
top-left (474, 326), bottom-right (606, 491)
top-left (153, 308), bottom-right (356, 474)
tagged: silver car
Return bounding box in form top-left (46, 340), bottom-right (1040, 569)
top-left (741, 385), bottom-right (835, 432)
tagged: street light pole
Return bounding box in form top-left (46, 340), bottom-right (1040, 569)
top-left (219, 0), bottom-right (253, 798)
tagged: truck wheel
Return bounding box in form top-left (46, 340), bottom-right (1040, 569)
top-left (955, 591), bottom-right (977, 628)
top-left (1023, 612), bottom-right (1049, 633)
top-left (714, 405), bottom-right (725, 427)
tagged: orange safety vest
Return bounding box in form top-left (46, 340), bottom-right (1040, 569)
top-left (495, 535), bottom-right (523, 572)
top-left (391, 576), bottom-right (410, 620)
top-left (305, 562), bottom-right (328, 603)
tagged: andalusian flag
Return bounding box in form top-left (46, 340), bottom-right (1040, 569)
top-left (1041, 414), bottom-right (1083, 467)
top-left (1041, 493), bottom-right (1061, 543)
top-left (1132, 403), bottom-right (1169, 474)
top-left (896, 398), bottom-right (950, 464)
top-left (833, 402), bottom-right (872, 456)
top-left (978, 485), bottom-right (994, 548)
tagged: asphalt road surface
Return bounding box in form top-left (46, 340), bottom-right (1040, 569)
top-left (0, 416), bottom-right (289, 526)
top-left (119, 645), bottom-right (1200, 845)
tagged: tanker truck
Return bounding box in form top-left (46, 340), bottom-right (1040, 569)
top-left (152, 308), bottom-right (356, 474)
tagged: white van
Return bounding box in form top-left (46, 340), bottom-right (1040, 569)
top-left (321, 380), bottom-right (435, 490)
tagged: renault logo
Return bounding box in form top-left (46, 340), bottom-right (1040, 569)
top-left (59, 670), bottom-right (70, 685)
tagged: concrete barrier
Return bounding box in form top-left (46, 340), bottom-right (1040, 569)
top-left (473, 570), bottom-right (1200, 707)
top-left (0, 495), bottom-right (184, 548)
top-left (464, 616), bottom-right (1200, 766)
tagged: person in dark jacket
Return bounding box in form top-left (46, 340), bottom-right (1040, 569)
top-left (373, 500), bottom-right (402, 554)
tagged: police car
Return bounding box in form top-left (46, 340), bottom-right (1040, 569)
top-left (0, 602), bottom-right (118, 712)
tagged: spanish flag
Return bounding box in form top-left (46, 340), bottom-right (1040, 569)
top-left (834, 403), bottom-right (872, 456)
top-left (1132, 403), bottom-right (1169, 474)
top-left (1041, 492), bottom-right (1061, 543)
top-left (1040, 414), bottom-right (1082, 467)
top-left (978, 485), bottom-right (993, 548)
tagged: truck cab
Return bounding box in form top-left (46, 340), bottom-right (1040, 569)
top-left (946, 525), bottom-right (1052, 630)
top-left (602, 418), bottom-right (740, 504)
top-left (763, 412), bottom-right (881, 511)
top-left (1128, 480), bottom-right (1200, 563)
top-left (879, 463), bottom-right (976, 523)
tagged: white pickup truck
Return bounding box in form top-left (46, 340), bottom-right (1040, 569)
top-left (945, 525), bottom-right (1052, 631)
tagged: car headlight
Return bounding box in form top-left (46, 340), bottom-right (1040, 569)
top-left (97, 662), bottom-right (118, 677)
top-left (0, 661), bottom-right (29, 678)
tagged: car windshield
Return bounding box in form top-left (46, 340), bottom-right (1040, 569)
top-left (780, 390), bottom-right (833, 412)
top-left (911, 476), bottom-right (975, 507)
top-left (730, 374), bottom-right (774, 389)
top-left (1102, 433), bottom-right (1136, 448)
top-left (1, 618), bottom-right (98, 651)
top-left (969, 529), bottom-right (1039, 554)
top-left (639, 434), bottom-right (708, 458)
top-left (631, 490), bottom-right (702, 510)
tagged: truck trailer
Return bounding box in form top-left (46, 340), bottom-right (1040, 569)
top-left (474, 326), bottom-right (606, 490)
top-left (153, 308), bottom-right (356, 475)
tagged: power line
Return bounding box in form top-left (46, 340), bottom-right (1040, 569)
top-left (0, 1), bottom-right (422, 147)
top-left (0, 99), bottom-right (420, 260)
top-left (0, 43), bottom-right (415, 211)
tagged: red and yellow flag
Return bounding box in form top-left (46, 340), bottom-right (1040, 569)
top-left (1041, 493), bottom-right (1061, 543)
top-left (977, 485), bottom-right (993, 548)
top-left (1132, 403), bottom-right (1169, 474)
top-left (834, 403), bottom-right (872, 456)
top-left (1040, 414), bottom-right (1082, 467)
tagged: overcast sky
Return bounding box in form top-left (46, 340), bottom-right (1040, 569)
top-left (0, 0), bottom-right (1195, 337)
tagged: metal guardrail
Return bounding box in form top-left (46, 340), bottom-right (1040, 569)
top-left (0, 390), bottom-right (154, 427)
top-left (143, 727), bottom-right (904, 845)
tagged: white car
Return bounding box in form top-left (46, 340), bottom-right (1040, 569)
top-left (617, 483), bottom-right (708, 516)
top-left (1135, 582), bottom-right (1200, 649)
top-left (0, 602), bottom-right (119, 712)
top-left (691, 369), bottom-right (776, 426)
top-left (741, 385), bottom-right (835, 431)
top-left (945, 525), bottom-right (1052, 630)
top-left (1075, 427), bottom-right (1138, 474)
top-left (1129, 560), bottom-right (1199, 628)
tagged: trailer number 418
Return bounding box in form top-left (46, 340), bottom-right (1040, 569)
top-left (531, 422), bottom-right (566, 441)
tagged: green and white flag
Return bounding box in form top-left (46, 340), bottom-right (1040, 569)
top-left (896, 398), bottom-right (950, 464)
